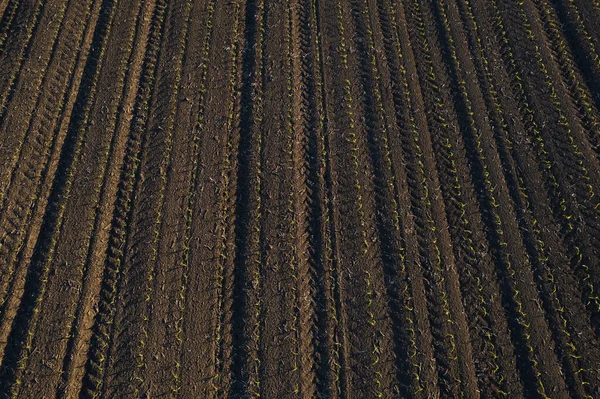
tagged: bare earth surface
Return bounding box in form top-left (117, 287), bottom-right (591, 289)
top-left (1, 0), bottom-right (600, 397)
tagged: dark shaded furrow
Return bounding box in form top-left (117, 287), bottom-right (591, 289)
top-left (230, 0), bottom-right (266, 394)
top-left (207, 1), bottom-right (244, 397)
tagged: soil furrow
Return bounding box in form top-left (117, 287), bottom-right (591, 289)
top-left (307, 0), bottom-right (342, 395)
top-left (229, 0), bottom-right (267, 394)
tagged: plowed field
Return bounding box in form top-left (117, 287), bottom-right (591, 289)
top-left (1, 0), bottom-right (600, 397)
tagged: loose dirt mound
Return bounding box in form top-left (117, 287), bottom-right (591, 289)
top-left (0, 0), bottom-right (599, 397)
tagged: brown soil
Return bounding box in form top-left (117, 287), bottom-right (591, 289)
top-left (1, 0), bottom-right (600, 397)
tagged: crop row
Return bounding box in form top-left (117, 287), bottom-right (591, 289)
top-left (488, 0), bottom-right (600, 394)
top-left (45, 1), bottom-right (152, 397)
top-left (171, 0), bottom-right (216, 395)
top-left (404, 0), bottom-right (473, 396)
top-left (366, 0), bottom-right (431, 396)
top-left (491, 0), bottom-right (578, 314)
top-left (284, 0), bottom-right (301, 393)
top-left (37, 0), bottom-right (151, 395)
top-left (80, 1), bottom-right (168, 396)
top-left (353, 0), bottom-right (443, 395)
top-left (210, 0), bottom-right (244, 395)
top-left (514, 0), bottom-right (598, 394)
top-left (351, 0), bottom-right (415, 394)
top-left (334, 0), bottom-right (390, 396)
top-left (132, 0), bottom-right (194, 395)
top-left (310, 0), bottom-right (345, 394)
top-left (376, 0), bottom-right (449, 395)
